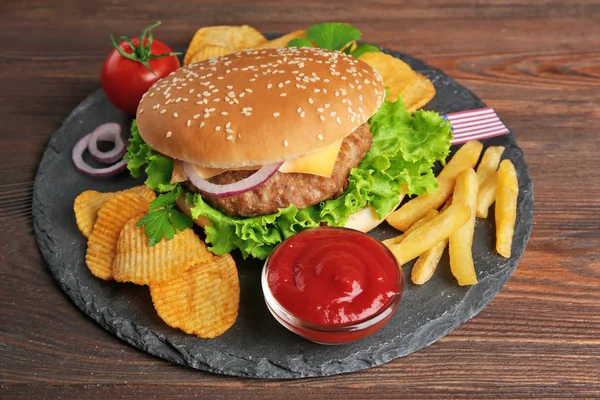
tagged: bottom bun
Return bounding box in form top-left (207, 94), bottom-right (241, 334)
top-left (177, 194), bottom-right (404, 233)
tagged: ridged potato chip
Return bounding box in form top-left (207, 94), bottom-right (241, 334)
top-left (85, 192), bottom-right (151, 280)
top-left (74, 191), bottom-right (117, 238)
top-left (150, 254), bottom-right (239, 338)
top-left (188, 45), bottom-right (233, 64)
top-left (359, 52), bottom-right (435, 111)
top-left (74, 186), bottom-right (156, 238)
top-left (126, 185), bottom-right (157, 202)
top-left (113, 215), bottom-right (212, 285)
top-left (184, 25), bottom-right (267, 65)
top-left (257, 30), bottom-right (306, 49)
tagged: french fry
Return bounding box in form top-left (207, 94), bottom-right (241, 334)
top-left (449, 169), bottom-right (479, 286)
top-left (383, 210), bottom-right (438, 247)
top-left (476, 172), bottom-right (498, 218)
top-left (386, 141), bottom-right (483, 231)
top-left (410, 197), bottom-right (454, 284)
top-left (412, 238), bottom-right (448, 285)
top-left (476, 146), bottom-right (505, 184)
top-left (440, 197), bottom-right (453, 212)
top-left (495, 160), bottom-right (518, 258)
top-left (387, 203), bottom-right (470, 265)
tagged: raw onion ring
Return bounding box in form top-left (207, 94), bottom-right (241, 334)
top-left (182, 161), bottom-right (283, 198)
top-left (72, 133), bottom-right (127, 177)
top-left (87, 122), bottom-right (126, 163)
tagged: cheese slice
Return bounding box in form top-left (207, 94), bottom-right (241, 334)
top-left (278, 139), bottom-right (342, 177)
top-left (172, 139), bottom-right (343, 182)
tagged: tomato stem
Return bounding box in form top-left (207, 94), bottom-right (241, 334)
top-left (109, 21), bottom-right (181, 75)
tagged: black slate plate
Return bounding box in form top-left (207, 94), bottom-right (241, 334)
top-left (32, 46), bottom-right (533, 379)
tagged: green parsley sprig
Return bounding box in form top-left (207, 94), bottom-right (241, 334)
top-left (136, 186), bottom-right (193, 246)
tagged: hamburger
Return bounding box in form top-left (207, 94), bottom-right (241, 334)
top-left (128, 47), bottom-right (452, 258)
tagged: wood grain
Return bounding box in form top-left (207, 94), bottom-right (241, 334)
top-left (1, 0), bottom-right (599, 398)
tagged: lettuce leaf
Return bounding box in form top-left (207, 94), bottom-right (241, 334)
top-left (125, 120), bottom-right (176, 192)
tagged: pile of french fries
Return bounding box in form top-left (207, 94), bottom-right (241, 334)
top-left (384, 140), bottom-right (519, 286)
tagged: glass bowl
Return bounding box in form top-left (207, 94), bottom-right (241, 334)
top-left (261, 227), bottom-right (403, 345)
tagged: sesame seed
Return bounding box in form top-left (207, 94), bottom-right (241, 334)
top-left (193, 114), bottom-right (201, 119)
top-left (160, 109), bottom-right (166, 114)
top-left (317, 108), bottom-right (324, 112)
top-left (314, 88), bottom-right (321, 93)
top-left (215, 126), bottom-right (221, 131)
top-left (317, 134), bottom-right (324, 140)
top-left (273, 112), bottom-right (280, 117)
top-left (240, 92), bottom-right (245, 97)
top-left (221, 111), bottom-right (228, 116)
top-left (319, 115), bottom-right (325, 121)
top-left (226, 135), bottom-right (233, 140)
top-left (226, 128), bottom-right (234, 134)
top-left (330, 111), bottom-right (336, 117)
top-left (226, 85), bottom-right (233, 89)
top-left (283, 140), bottom-right (289, 147)
top-left (278, 83), bottom-right (284, 88)
top-left (226, 122), bottom-right (231, 128)
top-left (308, 98), bottom-right (314, 104)
top-left (359, 94), bottom-right (363, 101)
top-left (173, 112), bottom-right (179, 118)
top-left (139, 109), bottom-right (144, 114)
top-left (324, 103), bottom-right (330, 108)
top-left (245, 88), bottom-right (252, 93)
top-left (300, 111), bottom-right (305, 118)
top-left (166, 131), bottom-right (172, 137)
top-left (297, 107), bottom-right (302, 113)
top-left (280, 93), bottom-right (287, 97)
top-left (267, 83), bottom-right (273, 89)
top-left (336, 117), bottom-right (341, 124)
top-left (200, 122), bottom-right (205, 128)
top-left (187, 120), bottom-right (191, 127)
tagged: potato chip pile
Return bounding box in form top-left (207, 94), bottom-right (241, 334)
top-left (183, 25), bottom-right (435, 112)
top-left (384, 141), bottom-right (519, 286)
top-left (74, 186), bottom-right (239, 338)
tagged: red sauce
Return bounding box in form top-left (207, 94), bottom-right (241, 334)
top-left (266, 228), bottom-right (402, 332)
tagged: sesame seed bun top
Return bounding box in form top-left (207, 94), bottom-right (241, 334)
top-left (136, 47), bottom-right (385, 168)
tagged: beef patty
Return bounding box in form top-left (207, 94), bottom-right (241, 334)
top-left (199, 123), bottom-right (372, 217)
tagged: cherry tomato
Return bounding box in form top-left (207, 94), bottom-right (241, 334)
top-left (101, 22), bottom-right (180, 116)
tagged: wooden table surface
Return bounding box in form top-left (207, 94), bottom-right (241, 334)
top-left (2, 0), bottom-right (599, 398)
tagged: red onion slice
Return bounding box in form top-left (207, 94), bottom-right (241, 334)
top-left (182, 161), bottom-right (283, 198)
top-left (87, 122), bottom-right (126, 163)
top-left (72, 133), bottom-right (127, 177)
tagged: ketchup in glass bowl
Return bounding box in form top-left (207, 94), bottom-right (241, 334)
top-left (261, 227), bottom-right (403, 344)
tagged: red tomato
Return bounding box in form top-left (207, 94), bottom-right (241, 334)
top-left (101, 25), bottom-right (180, 116)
